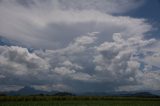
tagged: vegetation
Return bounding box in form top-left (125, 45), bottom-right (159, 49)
top-left (0, 96), bottom-right (160, 106)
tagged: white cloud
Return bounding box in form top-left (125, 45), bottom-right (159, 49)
top-left (0, 33), bottom-right (98, 91)
top-left (144, 53), bottom-right (160, 68)
top-left (0, 46), bottom-right (50, 85)
top-left (62, 61), bottom-right (83, 70)
top-left (33, 84), bottom-right (73, 92)
top-left (0, 32), bottom-right (160, 92)
top-left (94, 33), bottom-right (160, 90)
top-left (70, 72), bottom-right (95, 82)
top-left (127, 61), bottom-right (140, 71)
top-left (0, 0), bottom-right (160, 92)
top-left (0, 0), bottom-right (150, 49)
top-left (141, 72), bottom-right (160, 90)
top-left (54, 67), bottom-right (76, 76)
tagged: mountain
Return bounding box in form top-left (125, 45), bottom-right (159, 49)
top-left (54, 92), bottom-right (76, 96)
top-left (80, 91), bottom-right (160, 97)
top-left (5, 86), bottom-right (76, 96)
top-left (80, 91), bottom-right (136, 96)
top-left (3, 86), bottom-right (160, 97)
top-left (149, 90), bottom-right (160, 96)
top-left (7, 86), bottom-right (49, 96)
top-left (0, 92), bottom-right (6, 96)
top-left (125, 92), bottom-right (159, 97)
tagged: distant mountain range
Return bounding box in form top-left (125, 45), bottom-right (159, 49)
top-left (5, 86), bottom-right (57, 96)
top-left (80, 91), bottom-right (160, 97)
top-left (2, 86), bottom-right (74, 96)
top-left (0, 86), bottom-right (159, 97)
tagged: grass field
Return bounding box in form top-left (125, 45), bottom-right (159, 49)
top-left (1, 100), bottom-right (160, 106)
top-left (0, 96), bottom-right (160, 106)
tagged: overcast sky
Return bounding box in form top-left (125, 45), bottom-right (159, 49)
top-left (0, 0), bottom-right (160, 92)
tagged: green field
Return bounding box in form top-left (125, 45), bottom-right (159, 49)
top-left (1, 100), bottom-right (160, 106)
top-left (0, 96), bottom-right (160, 106)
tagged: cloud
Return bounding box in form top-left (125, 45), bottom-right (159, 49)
top-left (0, 46), bottom-right (50, 85)
top-left (0, 33), bottom-right (99, 91)
top-left (4, 0), bottom-right (145, 14)
top-left (0, 0), bottom-right (160, 92)
top-left (144, 53), bottom-right (160, 68)
top-left (0, 85), bottom-right (23, 92)
top-left (0, 0), bottom-right (149, 49)
top-left (118, 71), bottom-right (160, 91)
top-left (94, 33), bottom-right (160, 90)
top-left (54, 0), bottom-right (144, 14)
top-left (0, 32), bottom-right (159, 92)
top-left (0, 32), bottom-right (160, 91)
top-left (34, 84), bottom-right (73, 92)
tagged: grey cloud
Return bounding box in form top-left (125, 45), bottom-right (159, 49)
top-left (0, 46), bottom-right (50, 86)
top-left (0, 32), bottom-right (160, 92)
top-left (93, 33), bottom-right (160, 91)
top-left (13, 0), bottom-right (145, 14)
top-left (0, 85), bottom-right (23, 92)
top-left (0, 0), bottom-right (150, 49)
top-left (16, 0), bottom-right (36, 7)
top-left (0, 0), bottom-right (160, 92)
top-left (0, 33), bottom-right (99, 91)
top-left (56, 0), bottom-right (145, 14)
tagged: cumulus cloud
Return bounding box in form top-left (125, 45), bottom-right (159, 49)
top-left (0, 32), bottom-right (159, 92)
top-left (0, 0), bottom-right (160, 92)
top-left (144, 53), bottom-right (160, 68)
top-left (93, 33), bottom-right (160, 90)
top-left (0, 46), bottom-right (50, 86)
top-left (118, 71), bottom-right (160, 91)
top-left (0, 33), bottom-right (99, 91)
top-left (33, 84), bottom-right (73, 92)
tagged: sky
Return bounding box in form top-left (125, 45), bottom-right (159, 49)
top-left (0, 0), bottom-right (160, 92)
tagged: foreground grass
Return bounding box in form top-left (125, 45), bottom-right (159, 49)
top-left (0, 96), bottom-right (160, 106)
top-left (1, 100), bottom-right (160, 106)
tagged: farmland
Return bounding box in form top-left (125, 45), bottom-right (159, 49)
top-left (0, 96), bottom-right (160, 106)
